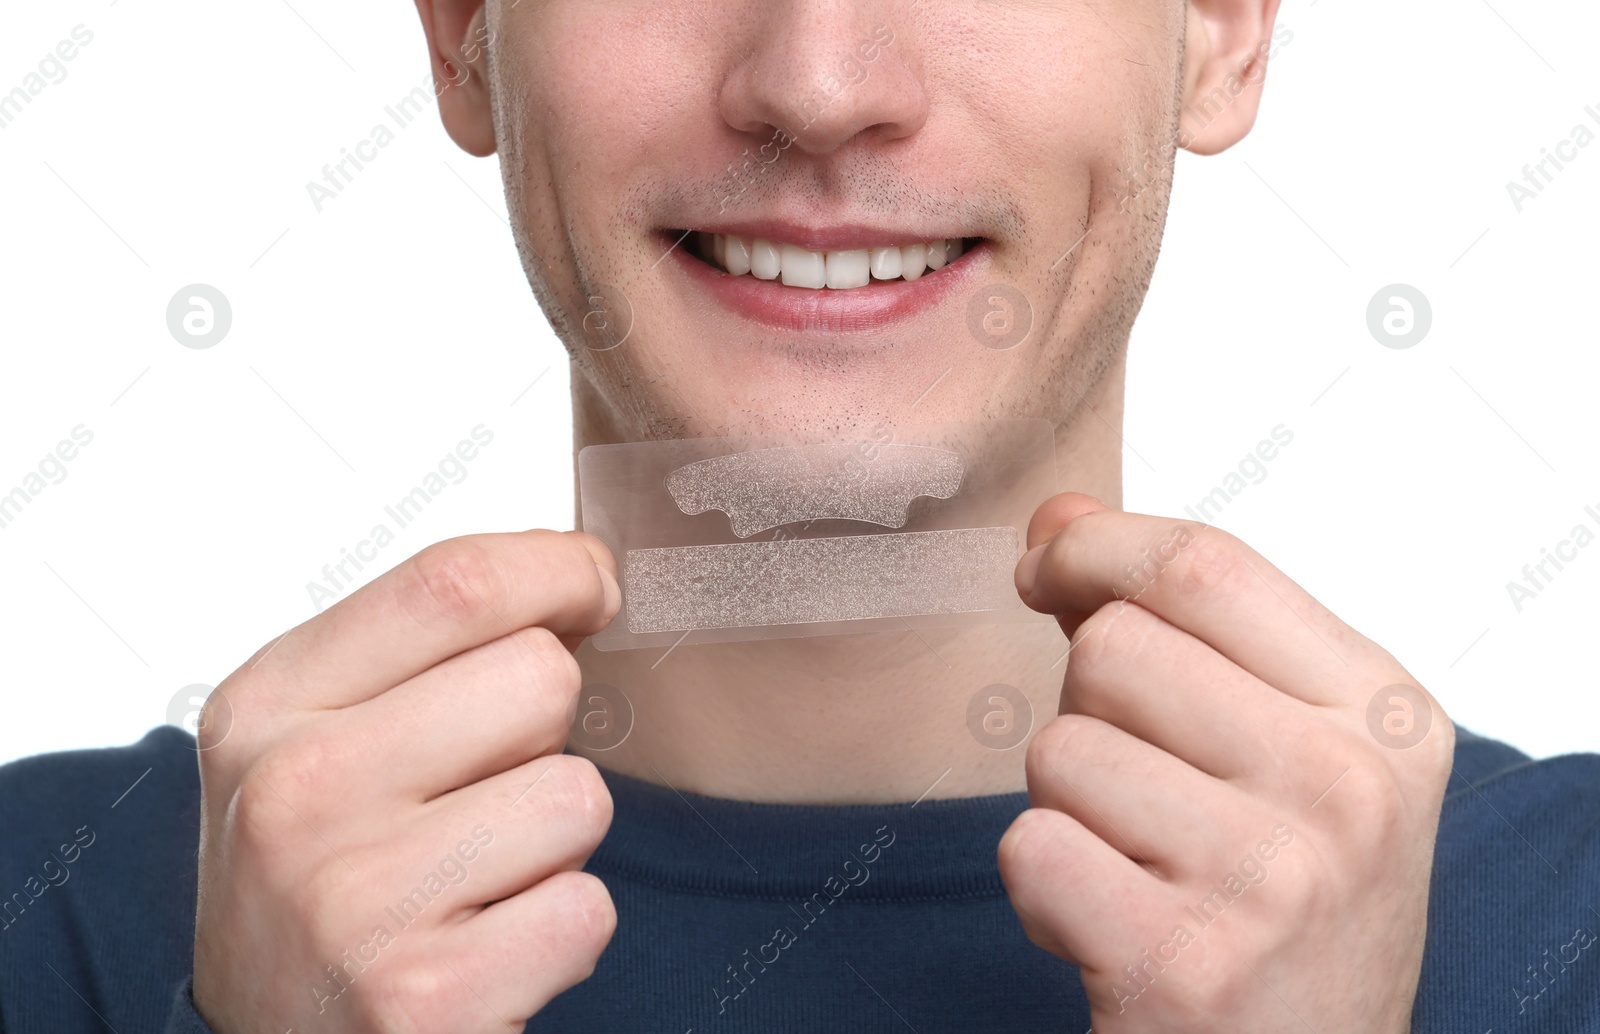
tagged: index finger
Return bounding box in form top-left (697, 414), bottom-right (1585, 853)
top-left (1015, 503), bottom-right (1397, 706)
top-left (238, 529), bottom-right (620, 711)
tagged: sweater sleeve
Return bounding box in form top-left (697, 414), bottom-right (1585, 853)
top-left (164, 980), bottom-right (220, 1034)
top-left (0, 727), bottom-right (203, 1034)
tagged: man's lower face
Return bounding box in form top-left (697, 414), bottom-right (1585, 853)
top-left (489, 0), bottom-right (1183, 442)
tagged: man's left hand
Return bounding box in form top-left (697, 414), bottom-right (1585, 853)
top-left (998, 493), bottom-right (1453, 1032)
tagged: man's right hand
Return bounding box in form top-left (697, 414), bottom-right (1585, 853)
top-left (191, 530), bottom-right (622, 1033)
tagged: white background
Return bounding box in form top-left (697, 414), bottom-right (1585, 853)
top-left (0, 0), bottom-right (1594, 766)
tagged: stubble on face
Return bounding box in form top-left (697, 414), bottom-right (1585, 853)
top-left (485, 1), bottom-right (1188, 449)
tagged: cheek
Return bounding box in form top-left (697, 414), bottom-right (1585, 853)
top-left (497, 7), bottom-right (746, 298)
top-left (499, 6), bottom-right (709, 188)
top-left (931, 9), bottom-right (1180, 231)
top-left (492, 7), bottom-right (706, 329)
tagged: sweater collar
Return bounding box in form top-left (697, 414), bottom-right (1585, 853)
top-left (586, 763), bottom-right (1030, 902)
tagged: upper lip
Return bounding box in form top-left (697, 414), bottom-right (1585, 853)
top-left (678, 220), bottom-right (975, 252)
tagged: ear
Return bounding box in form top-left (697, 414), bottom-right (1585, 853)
top-left (1177, 0), bottom-right (1285, 156)
top-left (413, 0), bottom-right (496, 156)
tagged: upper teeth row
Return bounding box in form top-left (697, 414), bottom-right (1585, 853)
top-left (696, 233), bottom-right (966, 288)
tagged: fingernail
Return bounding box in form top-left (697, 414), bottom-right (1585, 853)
top-left (1015, 545), bottom-right (1045, 600)
top-left (597, 565), bottom-right (622, 616)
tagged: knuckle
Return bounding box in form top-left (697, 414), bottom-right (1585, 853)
top-left (1119, 520), bottom-right (1201, 597)
top-left (302, 854), bottom-right (362, 914)
top-left (228, 780), bottom-right (281, 847)
top-left (1026, 713), bottom-right (1105, 780)
top-left (232, 742), bottom-right (335, 844)
top-left (1427, 709), bottom-right (1458, 776)
top-left (230, 768), bottom-right (296, 848)
top-left (1170, 529), bottom-right (1252, 600)
top-left (1267, 848), bottom-right (1328, 925)
top-left (1069, 601), bottom-right (1155, 686)
top-left (1409, 687), bottom-right (1457, 780)
top-left (997, 807), bottom-right (1064, 885)
top-left (356, 961), bottom-right (455, 1034)
top-left (231, 626), bottom-right (299, 683)
top-left (1016, 912), bottom-right (1064, 956)
top-left (1063, 612), bottom-right (1116, 681)
top-left (537, 528), bottom-right (598, 579)
top-left (405, 539), bottom-right (503, 624)
top-left (541, 755), bottom-right (614, 837)
top-left (1349, 754), bottom-right (1403, 805)
top-left (1168, 950), bottom-right (1255, 1016)
top-left (194, 693), bottom-right (231, 751)
top-left (1313, 758), bottom-right (1407, 855)
top-left (563, 529), bottom-right (614, 569)
top-left (557, 870), bottom-right (618, 964)
top-left (194, 699), bottom-right (252, 784)
top-left (510, 625), bottom-right (582, 697)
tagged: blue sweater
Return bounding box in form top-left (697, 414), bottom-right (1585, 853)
top-left (0, 725), bottom-right (1596, 1032)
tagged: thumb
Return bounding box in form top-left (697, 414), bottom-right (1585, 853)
top-left (1026, 492), bottom-right (1110, 550)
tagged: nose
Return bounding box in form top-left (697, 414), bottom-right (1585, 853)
top-left (718, 1), bottom-right (927, 156)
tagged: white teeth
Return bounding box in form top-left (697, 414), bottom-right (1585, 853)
top-left (825, 249), bottom-right (871, 289)
top-left (779, 243), bottom-right (826, 288)
top-left (698, 233), bottom-right (966, 287)
top-left (750, 238), bottom-right (781, 280)
top-left (724, 236), bottom-right (752, 276)
top-left (901, 242), bottom-right (926, 281)
top-left (869, 246), bottom-right (902, 280)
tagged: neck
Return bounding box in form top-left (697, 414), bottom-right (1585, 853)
top-left (569, 363), bottom-right (1125, 804)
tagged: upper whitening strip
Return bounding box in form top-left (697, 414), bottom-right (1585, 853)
top-left (665, 442), bottom-right (964, 537)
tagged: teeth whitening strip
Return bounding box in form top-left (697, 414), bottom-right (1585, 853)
top-left (624, 527), bottom-right (1022, 633)
top-left (665, 443), bottom-right (965, 537)
top-left (578, 419), bottom-right (1057, 650)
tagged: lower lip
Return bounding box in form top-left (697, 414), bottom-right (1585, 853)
top-left (664, 235), bottom-right (986, 335)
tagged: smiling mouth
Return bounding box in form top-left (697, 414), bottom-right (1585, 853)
top-left (677, 230), bottom-right (981, 289)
